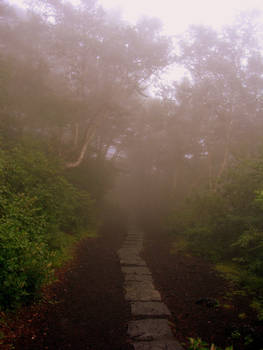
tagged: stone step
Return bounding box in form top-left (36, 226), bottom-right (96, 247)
top-left (127, 234), bottom-right (144, 239)
top-left (124, 281), bottom-right (161, 301)
top-left (132, 340), bottom-right (184, 350)
top-left (117, 251), bottom-right (140, 260)
top-left (118, 248), bottom-right (142, 255)
top-left (128, 319), bottom-right (174, 341)
top-left (123, 242), bottom-right (143, 247)
top-left (119, 230), bottom-right (184, 350)
top-left (123, 240), bottom-right (143, 245)
top-left (121, 266), bottom-right (152, 276)
top-left (120, 258), bottom-right (147, 267)
top-left (131, 301), bottom-right (171, 317)
top-left (124, 273), bottom-right (153, 283)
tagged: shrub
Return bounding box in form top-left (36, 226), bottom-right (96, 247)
top-left (0, 144), bottom-right (95, 310)
top-left (0, 193), bottom-right (52, 309)
top-left (168, 154), bottom-right (263, 303)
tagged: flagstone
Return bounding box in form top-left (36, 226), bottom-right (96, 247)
top-left (131, 302), bottom-right (171, 317)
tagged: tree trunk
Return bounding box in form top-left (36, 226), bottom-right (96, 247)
top-left (216, 118), bottom-right (233, 182)
top-left (66, 126), bottom-right (96, 168)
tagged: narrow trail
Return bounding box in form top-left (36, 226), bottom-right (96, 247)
top-left (9, 223), bottom-right (131, 350)
top-left (4, 222), bottom-right (263, 349)
top-left (118, 228), bottom-right (183, 350)
top-left (143, 227), bottom-right (263, 350)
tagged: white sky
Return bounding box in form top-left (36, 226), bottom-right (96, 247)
top-left (7, 0), bottom-right (263, 86)
top-left (99, 0), bottom-right (263, 35)
top-left (8, 0), bottom-right (263, 35)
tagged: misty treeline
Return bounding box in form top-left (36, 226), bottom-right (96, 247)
top-left (112, 11), bottom-right (263, 314)
top-left (0, 0), bottom-right (171, 309)
top-left (1, 0), bottom-right (263, 313)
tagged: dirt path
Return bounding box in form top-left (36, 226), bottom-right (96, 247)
top-left (119, 229), bottom-right (183, 349)
top-left (142, 227), bottom-right (263, 350)
top-left (3, 222), bottom-right (131, 350)
top-left (2, 223), bottom-right (263, 350)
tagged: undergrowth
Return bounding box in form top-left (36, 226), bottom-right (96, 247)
top-left (0, 144), bottom-right (96, 311)
top-left (168, 155), bottom-right (263, 322)
top-left (188, 338), bottom-right (233, 350)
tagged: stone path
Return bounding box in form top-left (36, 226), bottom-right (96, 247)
top-left (118, 230), bottom-right (184, 350)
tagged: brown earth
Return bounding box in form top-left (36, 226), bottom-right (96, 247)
top-left (142, 227), bottom-right (263, 350)
top-left (2, 222), bottom-right (263, 350)
top-left (1, 220), bottom-right (132, 350)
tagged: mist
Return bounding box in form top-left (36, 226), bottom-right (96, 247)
top-left (1, 0), bottom-right (263, 349)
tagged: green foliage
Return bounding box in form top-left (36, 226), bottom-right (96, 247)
top-left (188, 338), bottom-right (209, 350)
top-left (188, 338), bottom-right (233, 350)
top-left (2, 146), bottom-right (76, 231)
top-left (168, 154), bottom-right (263, 315)
top-left (250, 299), bottom-right (263, 321)
top-left (0, 192), bottom-right (52, 309)
top-left (0, 0), bottom-right (170, 314)
top-left (215, 263), bottom-right (240, 283)
top-left (65, 158), bottom-right (116, 203)
top-left (0, 145), bottom-right (95, 310)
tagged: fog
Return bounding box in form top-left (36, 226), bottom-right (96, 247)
top-left (1, 0), bottom-right (263, 219)
top-left (2, 1), bottom-right (263, 348)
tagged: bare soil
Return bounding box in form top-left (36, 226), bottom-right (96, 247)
top-left (1, 220), bottom-right (132, 350)
top-left (142, 227), bottom-right (263, 350)
top-left (2, 222), bottom-right (263, 350)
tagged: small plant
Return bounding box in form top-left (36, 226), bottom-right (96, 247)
top-left (188, 338), bottom-right (233, 350)
top-left (250, 299), bottom-right (263, 321)
top-left (231, 330), bottom-right (241, 340)
top-left (188, 337), bottom-right (209, 350)
top-left (244, 335), bottom-right (253, 346)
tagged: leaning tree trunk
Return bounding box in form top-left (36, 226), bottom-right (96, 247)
top-left (66, 125), bottom-right (96, 168)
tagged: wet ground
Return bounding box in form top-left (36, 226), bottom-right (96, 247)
top-left (119, 229), bottom-right (183, 349)
top-left (2, 222), bottom-right (263, 349)
top-left (2, 221), bottom-right (131, 350)
top-left (143, 227), bottom-right (263, 350)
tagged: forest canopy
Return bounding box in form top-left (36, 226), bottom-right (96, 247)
top-left (0, 0), bottom-right (171, 309)
top-left (1, 0), bottom-right (263, 319)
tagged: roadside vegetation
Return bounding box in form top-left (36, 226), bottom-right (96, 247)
top-left (168, 154), bottom-right (263, 320)
top-left (0, 142), bottom-right (98, 310)
top-left (0, 0), bottom-right (170, 312)
top-left (188, 338), bottom-right (233, 350)
top-left (1, 0), bottom-right (263, 348)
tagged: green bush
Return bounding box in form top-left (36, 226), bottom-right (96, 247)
top-left (0, 193), bottom-right (52, 309)
top-left (2, 146), bottom-right (81, 233)
top-left (0, 144), bottom-right (95, 310)
top-left (188, 337), bottom-right (233, 350)
top-left (168, 154), bottom-right (263, 304)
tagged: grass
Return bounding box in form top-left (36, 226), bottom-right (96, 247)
top-left (170, 237), bottom-right (189, 255)
top-left (215, 262), bottom-right (263, 321)
top-left (49, 228), bottom-right (98, 269)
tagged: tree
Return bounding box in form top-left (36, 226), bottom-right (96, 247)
top-left (170, 14), bottom-right (263, 190)
top-left (32, 0), bottom-right (171, 168)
